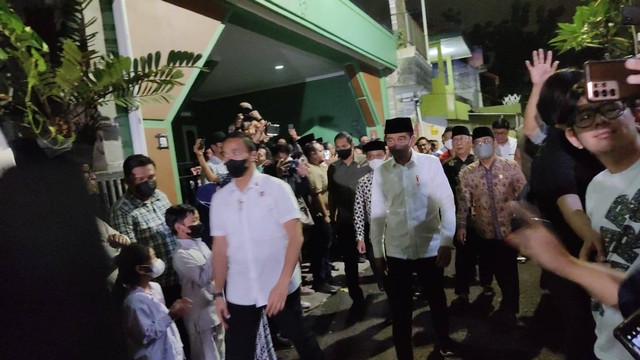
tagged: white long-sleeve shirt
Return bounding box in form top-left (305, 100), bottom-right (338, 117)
top-left (370, 150), bottom-right (455, 260)
top-left (123, 282), bottom-right (184, 360)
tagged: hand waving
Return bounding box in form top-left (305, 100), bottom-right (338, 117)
top-left (525, 49), bottom-right (559, 86)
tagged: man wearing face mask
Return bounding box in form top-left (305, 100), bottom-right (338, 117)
top-left (211, 132), bottom-right (323, 360)
top-left (457, 127), bottom-right (527, 326)
top-left (370, 117), bottom-right (457, 358)
top-left (443, 126), bottom-right (493, 310)
top-left (328, 131), bottom-right (370, 315)
top-left (111, 155), bottom-right (181, 306)
top-left (353, 140), bottom-right (387, 278)
top-left (437, 126), bottom-right (454, 163)
top-left (167, 204), bottom-right (224, 360)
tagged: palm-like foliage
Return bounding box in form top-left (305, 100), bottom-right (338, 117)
top-left (549, 0), bottom-right (635, 59)
top-left (0, 0), bottom-right (202, 148)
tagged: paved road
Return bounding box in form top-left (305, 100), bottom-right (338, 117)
top-left (278, 257), bottom-right (571, 360)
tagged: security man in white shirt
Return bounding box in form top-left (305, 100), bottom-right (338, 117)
top-left (370, 117), bottom-right (457, 359)
top-left (210, 132), bottom-right (323, 360)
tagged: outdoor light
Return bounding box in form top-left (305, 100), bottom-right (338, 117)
top-left (275, 65), bottom-right (284, 70)
top-left (155, 133), bottom-right (169, 149)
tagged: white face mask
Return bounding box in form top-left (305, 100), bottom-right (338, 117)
top-left (140, 259), bottom-right (166, 279)
top-left (367, 158), bottom-right (384, 170)
top-left (444, 139), bottom-right (453, 150)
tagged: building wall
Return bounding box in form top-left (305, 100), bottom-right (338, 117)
top-left (121, 0), bottom-right (223, 203)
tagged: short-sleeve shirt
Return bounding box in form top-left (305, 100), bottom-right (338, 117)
top-left (529, 126), bottom-right (604, 255)
top-left (307, 163), bottom-right (328, 216)
top-left (210, 170), bottom-right (301, 306)
top-left (110, 190), bottom-right (178, 287)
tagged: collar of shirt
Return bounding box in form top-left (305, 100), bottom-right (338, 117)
top-left (176, 238), bottom-right (203, 249)
top-left (335, 153), bottom-right (367, 168)
top-left (227, 169), bottom-right (264, 194)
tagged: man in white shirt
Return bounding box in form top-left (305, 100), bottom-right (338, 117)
top-left (370, 117), bottom-right (457, 359)
top-left (210, 132), bottom-right (322, 360)
top-left (492, 117), bottom-right (522, 165)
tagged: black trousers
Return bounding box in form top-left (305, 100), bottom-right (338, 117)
top-left (225, 289), bottom-right (323, 360)
top-left (308, 216), bottom-right (332, 286)
top-left (386, 257), bottom-right (451, 360)
top-left (544, 271), bottom-right (598, 360)
top-left (454, 228), bottom-right (493, 295)
top-left (335, 221), bottom-right (364, 303)
top-left (479, 238), bottom-right (519, 314)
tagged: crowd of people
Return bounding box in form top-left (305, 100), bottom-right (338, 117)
top-left (3, 50), bottom-right (640, 360)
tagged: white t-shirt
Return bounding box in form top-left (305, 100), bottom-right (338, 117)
top-left (496, 136), bottom-right (518, 161)
top-left (210, 170), bottom-right (301, 307)
top-left (586, 159), bottom-right (640, 360)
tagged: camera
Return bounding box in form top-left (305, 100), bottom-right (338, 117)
top-left (584, 59), bottom-right (640, 102)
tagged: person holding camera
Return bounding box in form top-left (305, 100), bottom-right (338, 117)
top-left (524, 50), bottom-right (605, 360)
top-left (514, 56), bottom-right (640, 360)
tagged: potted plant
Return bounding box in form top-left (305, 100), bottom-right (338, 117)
top-left (0, 0), bottom-right (203, 161)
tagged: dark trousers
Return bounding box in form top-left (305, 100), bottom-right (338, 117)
top-left (309, 216), bottom-right (332, 286)
top-left (479, 238), bottom-right (519, 314)
top-left (544, 271), bottom-right (598, 360)
top-left (225, 289), bottom-right (323, 360)
top-left (386, 257), bottom-right (450, 360)
top-left (454, 229), bottom-right (493, 295)
top-left (335, 221), bottom-right (364, 303)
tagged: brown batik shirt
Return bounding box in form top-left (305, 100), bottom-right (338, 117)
top-left (457, 156), bottom-right (527, 240)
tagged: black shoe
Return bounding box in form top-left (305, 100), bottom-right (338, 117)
top-left (327, 277), bottom-right (342, 287)
top-left (449, 296), bottom-right (470, 315)
top-left (272, 333), bottom-right (294, 350)
top-left (490, 308), bottom-right (517, 328)
top-left (437, 339), bottom-right (459, 357)
top-left (314, 282), bottom-right (338, 294)
top-left (358, 255), bottom-right (367, 263)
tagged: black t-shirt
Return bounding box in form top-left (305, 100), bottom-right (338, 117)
top-left (529, 126), bottom-right (604, 255)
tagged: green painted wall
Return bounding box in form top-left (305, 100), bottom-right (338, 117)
top-left (174, 74), bottom-right (366, 162)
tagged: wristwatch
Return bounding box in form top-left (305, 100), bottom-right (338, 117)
top-left (213, 291), bottom-right (224, 299)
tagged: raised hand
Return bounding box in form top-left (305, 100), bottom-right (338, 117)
top-left (525, 49), bottom-right (559, 86)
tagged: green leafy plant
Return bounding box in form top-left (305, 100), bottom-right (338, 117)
top-left (549, 0), bottom-right (635, 59)
top-left (0, 0), bottom-right (203, 148)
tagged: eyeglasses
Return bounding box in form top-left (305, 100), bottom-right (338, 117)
top-left (573, 102), bottom-right (626, 128)
top-left (473, 138), bottom-right (494, 145)
top-left (452, 136), bottom-right (469, 143)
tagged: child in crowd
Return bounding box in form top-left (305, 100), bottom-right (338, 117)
top-left (166, 204), bottom-right (225, 360)
top-left (115, 243), bottom-right (192, 360)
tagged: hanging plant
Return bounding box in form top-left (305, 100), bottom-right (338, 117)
top-left (0, 0), bottom-right (203, 149)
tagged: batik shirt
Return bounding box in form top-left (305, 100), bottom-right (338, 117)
top-left (354, 172), bottom-right (373, 242)
top-left (457, 157), bottom-right (526, 240)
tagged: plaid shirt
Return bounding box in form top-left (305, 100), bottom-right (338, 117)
top-left (110, 190), bottom-right (178, 287)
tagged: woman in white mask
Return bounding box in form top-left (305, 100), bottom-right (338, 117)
top-left (354, 140), bottom-right (388, 270)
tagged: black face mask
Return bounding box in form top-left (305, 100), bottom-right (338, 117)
top-left (226, 159), bottom-right (249, 178)
top-left (336, 148), bottom-right (352, 160)
top-left (135, 180), bottom-right (156, 200)
top-left (188, 223), bottom-right (204, 239)
top-left (389, 145), bottom-right (410, 159)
